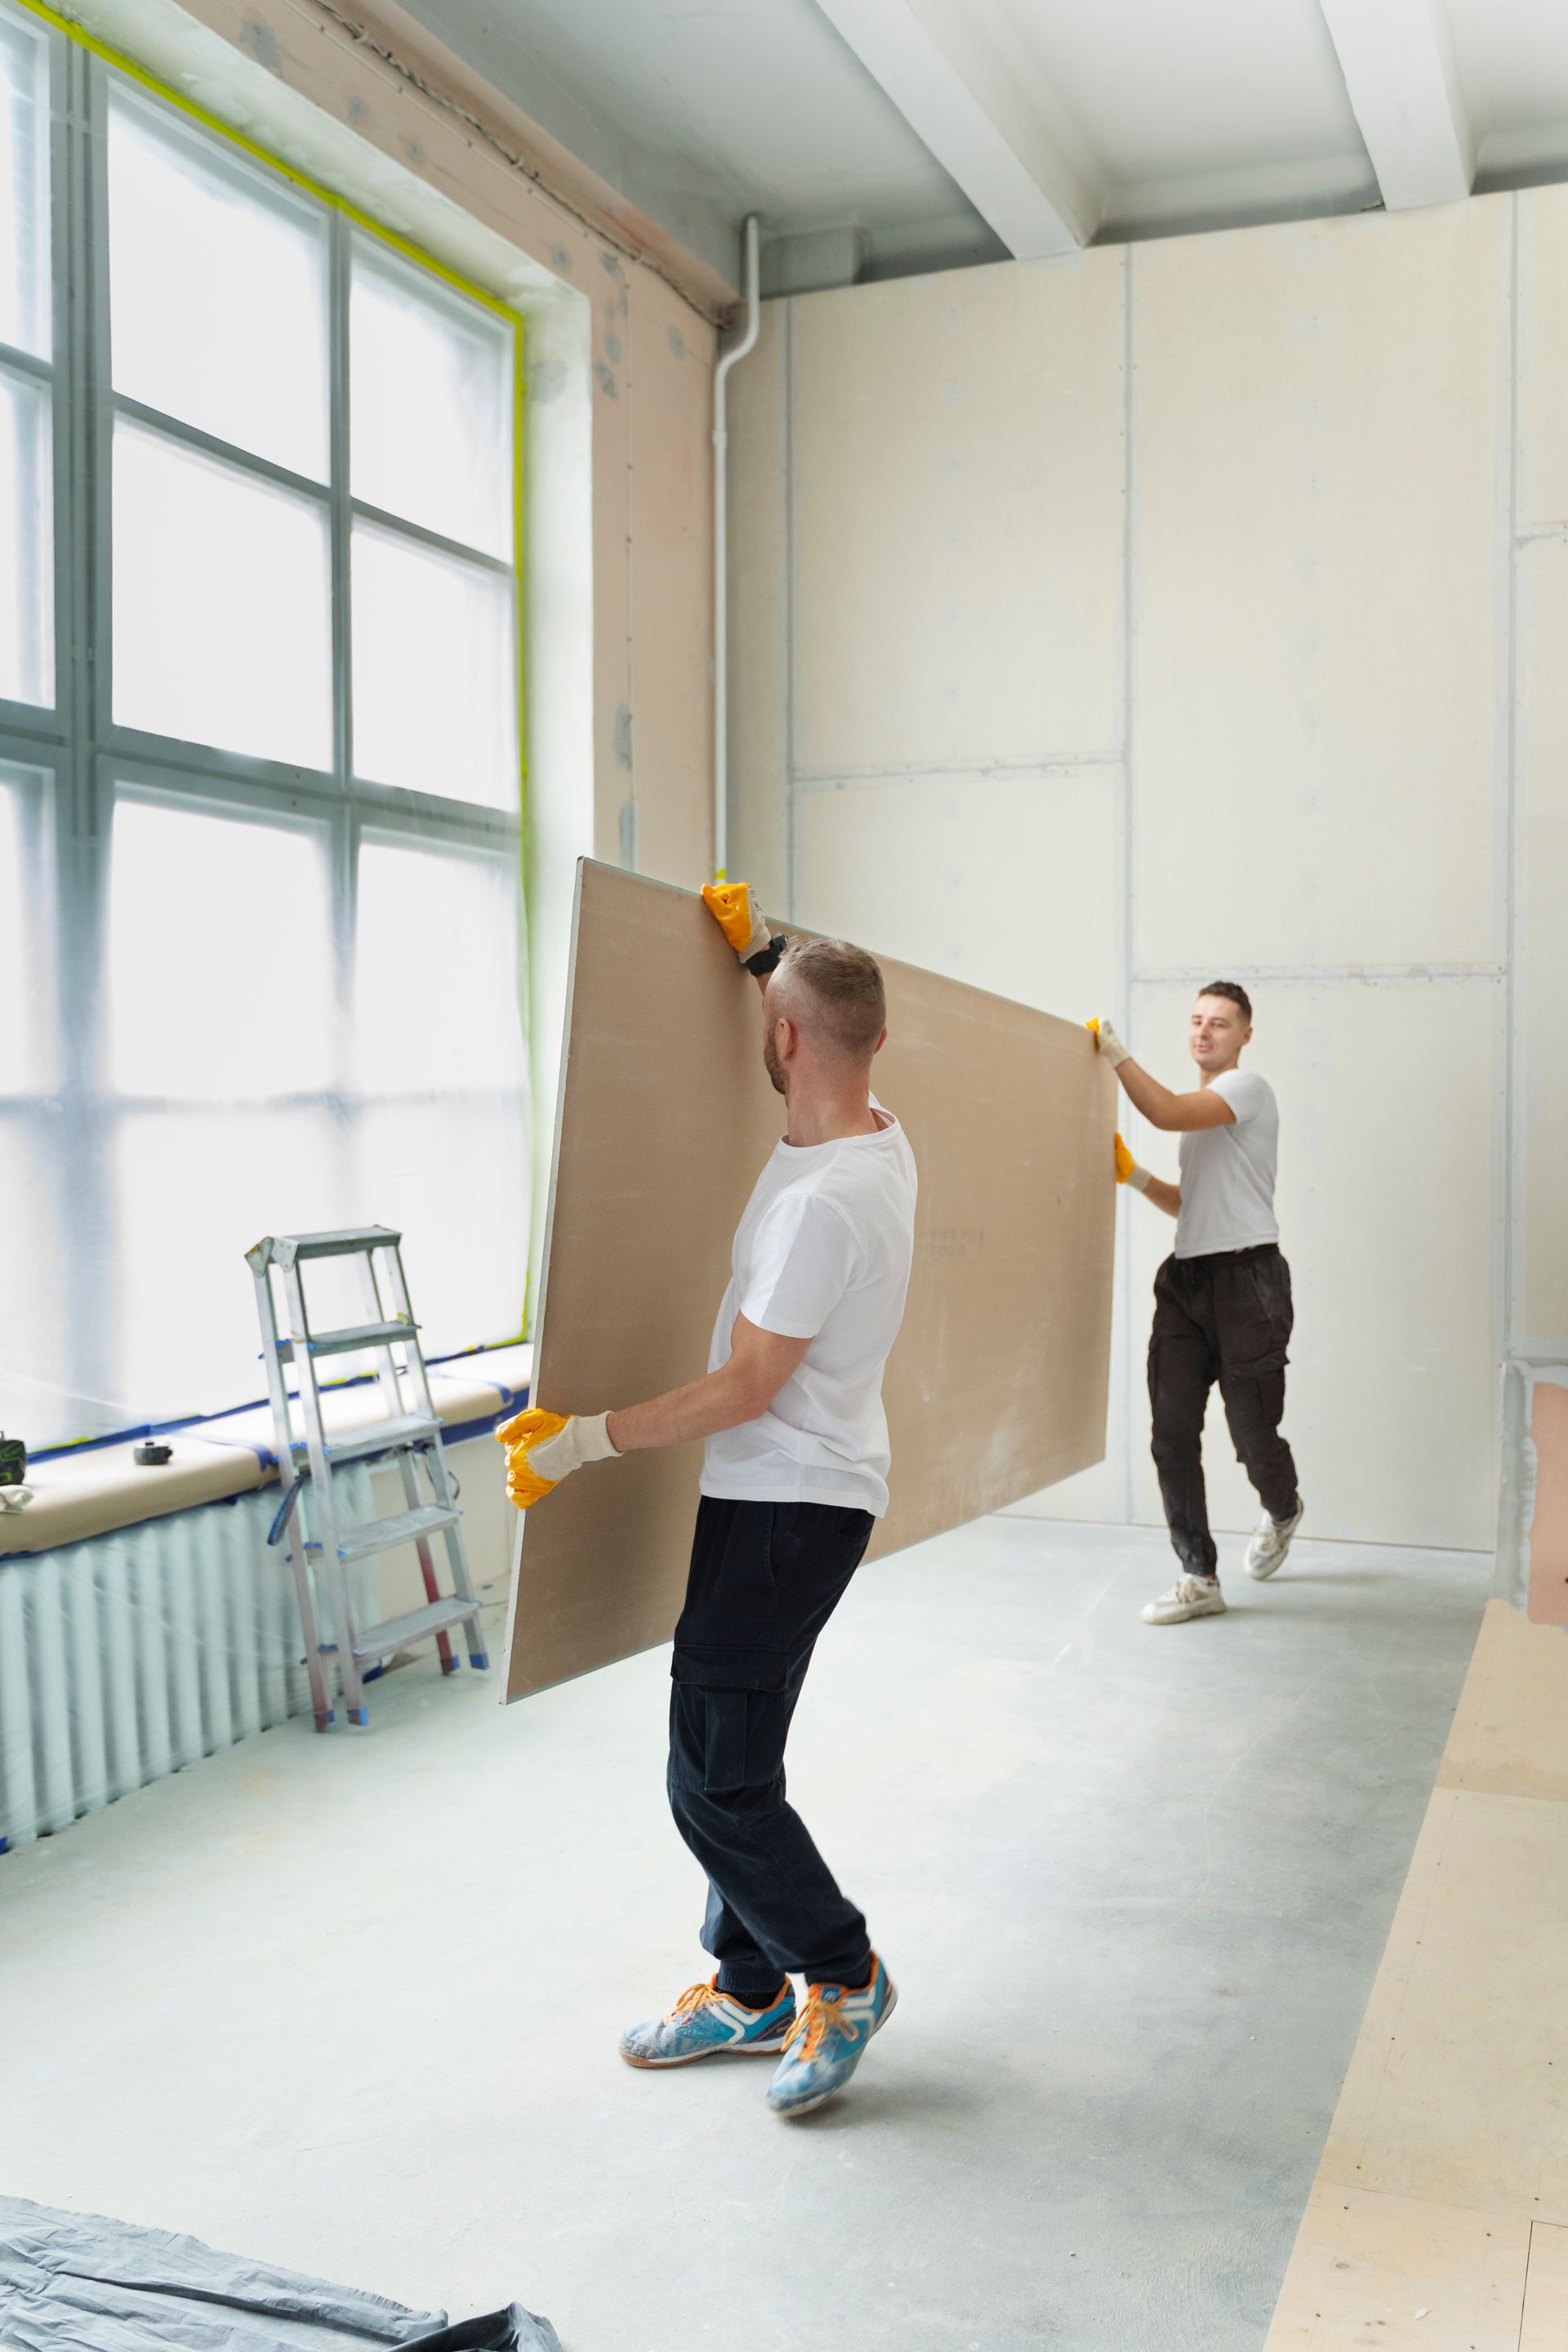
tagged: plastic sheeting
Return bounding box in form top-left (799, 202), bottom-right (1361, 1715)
top-left (0, 2196), bottom-right (561, 2351)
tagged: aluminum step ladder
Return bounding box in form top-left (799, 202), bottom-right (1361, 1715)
top-left (246, 1225), bottom-right (488, 1730)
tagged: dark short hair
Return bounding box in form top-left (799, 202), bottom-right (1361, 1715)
top-left (778, 938), bottom-right (888, 1061)
top-left (1197, 980), bottom-right (1253, 1024)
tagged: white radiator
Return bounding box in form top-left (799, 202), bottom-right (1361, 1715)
top-left (0, 1467), bottom-right (375, 1851)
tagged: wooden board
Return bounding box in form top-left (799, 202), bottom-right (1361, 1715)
top-left (1264, 1599), bottom-right (1568, 2351)
top-left (502, 861), bottom-right (1116, 1700)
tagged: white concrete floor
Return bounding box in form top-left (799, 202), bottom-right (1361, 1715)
top-left (0, 1519), bottom-right (1490, 2352)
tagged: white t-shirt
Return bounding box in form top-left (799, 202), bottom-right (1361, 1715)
top-left (1174, 1068), bottom-right (1280, 1259)
top-left (701, 1103), bottom-right (918, 1517)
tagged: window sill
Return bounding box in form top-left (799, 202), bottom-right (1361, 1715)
top-left (0, 1343), bottom-right (532, 1558)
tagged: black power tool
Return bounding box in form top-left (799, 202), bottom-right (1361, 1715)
top-left (0, 1433), bottom-right (26, 1487)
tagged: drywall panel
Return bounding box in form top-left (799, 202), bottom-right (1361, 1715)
top-left (795, 763), bottom-right (1129, 1533)
top-left (792, 765), bottom-right (1120, 1015)
top-left (503, 861), bottom-right (1116, 1698)
top-left (1519, 187), bottom-right (1568, 531)
top-left (1517, 541), bottom-right (1568, 1338)
top-left (1002, 1461), bottom-right (1121, 1525)
top-left (790, 254), bottom-right (1124, 777)
top-left (1000, 1281), bottom-right (1130, 1526)
top-left (1134, 203), bottom-right (1507, 972)
top-left (725, 303), bottom-right (791, 913)
top-left (1124, 978), bottom-right (1497, 1552)
top-left (627, 272), bottom-right (717, 888)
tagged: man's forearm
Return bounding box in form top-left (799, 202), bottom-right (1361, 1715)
top-left (607, 1365), bottom-right (769, 1454)
top-left (1115, 1058), bottom-right (1183, 1130)
top-left (1142, 1174), bottom-right (1180, 1218)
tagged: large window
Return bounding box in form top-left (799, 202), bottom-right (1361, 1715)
top-left (0, 7), bottom-right (528, 1443)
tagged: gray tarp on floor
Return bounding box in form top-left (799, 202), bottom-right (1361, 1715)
top-left (0, 2198), bottom-right (561, 2352)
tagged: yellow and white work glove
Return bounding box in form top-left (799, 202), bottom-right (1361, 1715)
top-left (1087, 1015), bottom-right (1132, 1070)
top-left (496, 1405), bottom-right (619, 1512)
top-left (1115, 1132), bottom-right (1152, 1193)
top-left (702, 880), bottom-right (789, 977)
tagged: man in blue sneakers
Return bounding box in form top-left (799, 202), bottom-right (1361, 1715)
top-left (499, 884), bottom-right (915, 2119)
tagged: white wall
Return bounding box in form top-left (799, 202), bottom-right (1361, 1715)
top-left (729, 189), bottom-right (1568, 1553)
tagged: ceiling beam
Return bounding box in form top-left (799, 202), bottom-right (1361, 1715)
top-left (812, 0), bottom-right (1098, 258)
top-left (1317, 0), bottom-right (1475, 210)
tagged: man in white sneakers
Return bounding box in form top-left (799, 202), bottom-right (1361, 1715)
top-left (1093, 984), bottom-right (1303, 1625)
top-left (499, 884), bottom-right (916, 2117)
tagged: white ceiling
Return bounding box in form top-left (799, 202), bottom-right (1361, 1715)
top-left (1005, 0), bottom-right (1376, 236)
top-left (394, 0), bottom-right (1568, 293)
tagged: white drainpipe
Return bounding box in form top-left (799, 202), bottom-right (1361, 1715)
top-left (712, 213), bottom-right (761, 881)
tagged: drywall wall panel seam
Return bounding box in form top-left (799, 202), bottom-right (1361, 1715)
top-left (1494, 195), bottom-right (1521, 1381)
top-left (1504, 194), bottom-right (1526, 1362)
top-left (621, 268), bottom-right (637, 873)
top-left (784, 297), bottom-right (800, 923)
top-left (1134, 965), bottom-right (1505, 987)
top-left (791, 752), bottom-right (1122, 787)
top-left (1119, 241), bottom-right (1139, 1524)
top-left (1485, 198), bottom-right (1521, 1573)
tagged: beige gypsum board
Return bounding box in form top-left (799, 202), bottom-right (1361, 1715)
top-left (502, 861), bottom-right (1116, 1702)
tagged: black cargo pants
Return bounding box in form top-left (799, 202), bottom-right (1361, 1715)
top-left (667, 1495), bottom-right (874, 2002)
top-left (1148, 1242), bottom-right (1300, 1576)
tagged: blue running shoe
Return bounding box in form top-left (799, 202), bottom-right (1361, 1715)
top-left (765, 1954), bottom-right (897, 2117)
top-left (618, 1976), bottom-right (795, 2068)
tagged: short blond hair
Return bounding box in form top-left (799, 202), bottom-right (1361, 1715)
top-left (775, 938), bottom-right (887, 1062)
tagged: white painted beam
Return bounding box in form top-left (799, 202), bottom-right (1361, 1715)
top-left (1318, 0), bottom-right (1475, 210)
top-left (813, 0), bottom-right (1098, 257)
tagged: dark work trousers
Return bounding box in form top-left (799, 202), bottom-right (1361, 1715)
top-left (1148, 1242), bottom-right (1301, 1576)
top-left (668, 1495), bottom-right (875, 2002)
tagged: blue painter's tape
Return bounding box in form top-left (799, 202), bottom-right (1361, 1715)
top-left (29, 1347), bottom-right (528, 1465)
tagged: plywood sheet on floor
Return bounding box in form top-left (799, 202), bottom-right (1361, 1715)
top-left (1266, 1599), bottom-right (1568, 2345)
top-left (1440, 1597), bottom-right (1568, 1800)
top-left (1321, 1786), bottom-right (1568, 2221)
top-left (1266, 2182), bottom-right (1529, 2351)
top-left (504, 862), bottom-right (1115, 1699)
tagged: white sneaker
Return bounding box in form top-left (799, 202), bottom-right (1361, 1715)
top-left (1246, 1499), bottom-right (1305, 1580)
top-left (1142, 1575), bottom-right (1227, 1625)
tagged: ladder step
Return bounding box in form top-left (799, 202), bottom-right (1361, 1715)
top-left (351, 1594), bottom-right (479, 1665)
top-left (336, 1502), bottom-right (461, 1562)
top-left (282, 1223), bottom-right (404, 1260)
top-left (272, 1318), bottom-right (416, 1363)
top-left (292, 1412), bottom-right (441, 1463)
